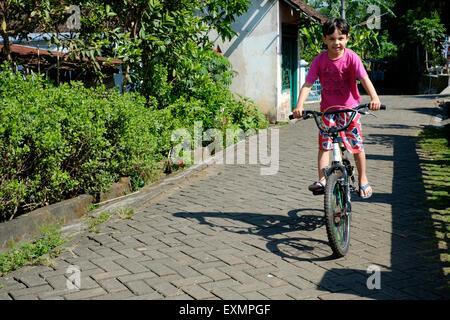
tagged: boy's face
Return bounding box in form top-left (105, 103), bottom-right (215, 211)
top-left (322, 29), bottom-right (350, 58)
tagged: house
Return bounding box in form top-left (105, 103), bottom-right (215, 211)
top-left (0, 34), bottom-right (122, 88)
top-left (210, 0), bottom-right (326, 123)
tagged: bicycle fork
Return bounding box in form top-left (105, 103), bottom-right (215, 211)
top-left (323, 142), bottom-right (353, 216)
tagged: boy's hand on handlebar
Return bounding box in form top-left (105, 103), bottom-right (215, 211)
top-left (292, 106), bottom-right (303, 119)
top-left (369, 98), bottom-right (381, 111)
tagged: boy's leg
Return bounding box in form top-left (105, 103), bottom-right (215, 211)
top-left (318, 149), bottom-right (329, 183)
top-left (353, 151), bottom-right (372, 197)
top-left (341, 112), bottom-right (372, 198)
top-left (308, 149), bottom-right (329, 190)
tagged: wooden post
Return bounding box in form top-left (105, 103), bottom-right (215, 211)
top-left (37, 43), bottom-right (40, 74)
top-left (57, 50), bottom-right (60, 86)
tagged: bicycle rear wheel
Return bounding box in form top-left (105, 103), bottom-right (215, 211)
top-left (324, 172), bottom-right (351, 257)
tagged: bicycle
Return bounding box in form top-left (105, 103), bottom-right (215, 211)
top-left (289, 103), bottom-right (386, 257)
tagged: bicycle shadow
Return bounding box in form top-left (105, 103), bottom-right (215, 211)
top-left (173, 208), bottom-right (336, 262)
top-left (317, 131), bottom-right (450, 299)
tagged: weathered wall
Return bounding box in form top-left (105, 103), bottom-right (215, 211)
top-left (210, 0), bottom-right (280, 123)
top-left (278, 1), bottom-right (301, 122)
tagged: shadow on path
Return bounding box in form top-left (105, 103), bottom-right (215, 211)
top-left (173, 209), bottom-right (336, 262)
top-left (317, 131), bottom-right (449, 299)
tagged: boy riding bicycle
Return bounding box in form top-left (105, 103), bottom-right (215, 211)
top-left (292, 17), bottom-right (381, 199)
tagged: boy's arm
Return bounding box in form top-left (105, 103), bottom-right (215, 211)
top-left (292, 82), bottom-right (313, 118)
top-left (360, 76), bottom-right (381, 110)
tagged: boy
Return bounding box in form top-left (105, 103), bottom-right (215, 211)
top-left (292, 17), bottom-right (381, 199)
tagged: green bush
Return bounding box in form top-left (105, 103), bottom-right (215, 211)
top-left (167, 48), bottom-right (269, 134)
top-left (0, 69), bottom-right (160, 221)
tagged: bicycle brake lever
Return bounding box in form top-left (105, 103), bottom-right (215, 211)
top-left (302, 113), bottom-right (311, 120)
top-left (358, 107), bottom-right (377, 118)
top-left (358, 107), bottom-right (368, 115)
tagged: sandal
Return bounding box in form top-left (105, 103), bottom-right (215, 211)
top-left (308, 181), bottom-right (325, 192)
top-left (359, 183), bottom-right (373, 199)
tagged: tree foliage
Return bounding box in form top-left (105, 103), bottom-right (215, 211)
top-left (386, 0), bottom-right (448, 92)
top-left (408, 12), bottom-right (446, 71)
top-left (300, 0), bottom-right (397, 64)
top-left (47, 0), bottom-right (251, 103)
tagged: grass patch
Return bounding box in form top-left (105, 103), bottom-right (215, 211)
top-left (0, 222), bottom-right (67, 277)
top-left (117, 208), bottom-right (135, 220)
top-left (84, 211), bottom-right (113, 233)
top-left (418, 126), bottom-right (450, 274)
top-left (88, 204), bottom-right (99, 212)
top-left (84, 207), bottom-right (136, 233)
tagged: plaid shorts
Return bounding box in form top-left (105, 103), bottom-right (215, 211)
top-left (318, 112), bottom-right (364, 154)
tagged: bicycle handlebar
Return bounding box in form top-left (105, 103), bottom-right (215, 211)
top-left (289, 103), bottom-right (386, 134)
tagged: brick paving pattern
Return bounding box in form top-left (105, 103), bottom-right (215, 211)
top-left (0, 95), bottom-right (449, 300)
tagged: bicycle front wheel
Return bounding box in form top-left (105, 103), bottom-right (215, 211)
top-left (324, 172), bottom-right (351, 257)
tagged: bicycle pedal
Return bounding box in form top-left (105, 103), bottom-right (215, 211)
top-left (312, 190), bottom-right (325, 196)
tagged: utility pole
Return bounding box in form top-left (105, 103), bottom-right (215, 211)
top-left (341, 0), bottom-right (346, 19)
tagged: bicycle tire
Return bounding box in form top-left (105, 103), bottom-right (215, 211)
top-left (324, 172), bottom-right (351, 257)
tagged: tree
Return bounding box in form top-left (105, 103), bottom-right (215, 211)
top-left (60, 0), bottom-right (251, 103)
top-left (387, 0), bottom-right (448, 92)
top-left (304, 0), bottom-right (395, 26)
top-left (409, 12), bottom-right (446, 72)
top-left (0, 0), bottom-right (66, 63)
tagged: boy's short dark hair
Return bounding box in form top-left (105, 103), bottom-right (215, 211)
top-left (322, 18), bottom-right (350, 36)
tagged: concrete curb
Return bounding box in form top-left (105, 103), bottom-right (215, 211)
top-left (0, 194), bottom-right (94, 251)
top-left (0, 177), bottom-right (132, 252)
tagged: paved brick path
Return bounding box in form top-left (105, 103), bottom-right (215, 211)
top-left (0, 95), bottom-right (449, 300)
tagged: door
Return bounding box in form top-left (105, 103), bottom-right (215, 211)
top-left (281, 24), bottom-right (299, 110)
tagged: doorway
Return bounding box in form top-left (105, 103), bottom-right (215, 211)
top-left (281, 24), bottom-right (299, 110)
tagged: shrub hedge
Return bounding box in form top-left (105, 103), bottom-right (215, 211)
top-left (0, 70), bottom-right (158, 221)
top-left (0, 64), bottom-right (268, 221)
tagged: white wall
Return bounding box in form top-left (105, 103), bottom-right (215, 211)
top-left (210, 0), bottom-right (280, 123)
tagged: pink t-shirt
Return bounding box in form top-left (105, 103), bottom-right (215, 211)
top-left (305, 49), bottom-right (368, 111)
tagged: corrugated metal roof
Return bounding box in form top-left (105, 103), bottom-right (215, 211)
top-left (0, 44), bottom-right (122, 69)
